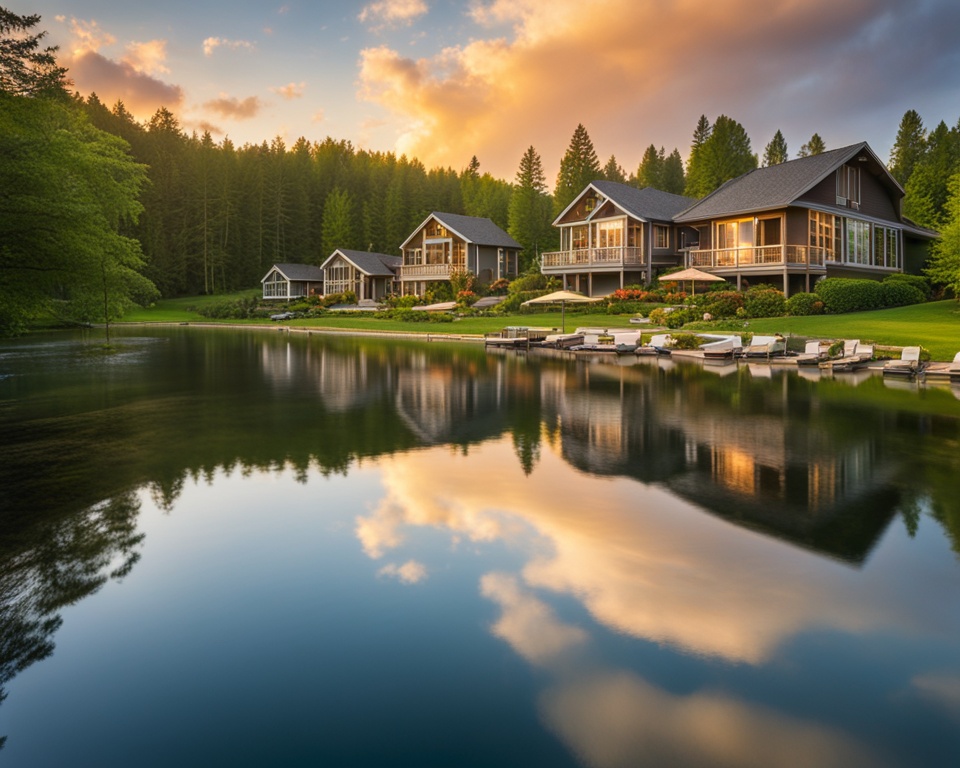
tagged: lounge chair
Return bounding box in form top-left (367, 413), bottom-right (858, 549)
top-left (743, 335), bottom-right (786, 359)
top-left (797, 340), bottom-right (828, 365)
top-left (919, 351), bottom-right (960, 381)
top-left (700, 336), bottom-right (742, 360)
top-left (636, 333), bottom-right (673, 355)
top-left (883, 346), bottom-right (923, 377)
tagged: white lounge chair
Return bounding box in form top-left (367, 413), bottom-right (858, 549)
top-left (636, 333), bottom-right (673, 355)
top-left (744, 335), bottom-right (786, 359)
top-left (883, 346), bottom-right (923, 377)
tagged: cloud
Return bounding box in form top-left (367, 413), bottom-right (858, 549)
top-left (122, 40), bottom-right (170, 76)
top-left (378, 559), bottom-right (428, 584)
top-left (202, 37), bottom-right (256, 56)
top-left (358, 0), bottom-right (960, 180)
top-left (203, 95), bottom-right (262, 120)
top-left (69, 50), bottom-right (184, 117)
top-left (271, 81), bottom-right (306, 100)
top-left (481, 572), bottom-right (586, 666)
top-left (312, 110), bottom-right (326, 124)
top-left (912, 673), bottom-right (960, 721)
top-left (541, 671), bottom-right (884, 768)
top-left (359, 0), bottom-right (429, 27)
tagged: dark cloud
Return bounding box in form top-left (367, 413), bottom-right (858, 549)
top-left (69, 50), bottom-right (183, 115)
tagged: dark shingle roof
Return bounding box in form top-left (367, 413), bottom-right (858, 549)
top-left (268, 263), bottom-right (325, 281)
top-left (429, 212), bottom-right (522, 249)
top-left (590, 181), bottom-right (696, 222)
top-left (330, 249), bottom-right (402, 276)
top-left (674, 143), bottom-right (873, 222)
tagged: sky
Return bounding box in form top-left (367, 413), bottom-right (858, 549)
top-left (20, 0), bottom-right (960, 182)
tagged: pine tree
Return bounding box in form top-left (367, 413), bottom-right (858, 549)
top-left (661, 149), bottom-right (686, 195)
top-left (0, 8), bottom-right (69, 95)
top-left (798, 133), bottom-right (826, 157)
top-left (684, 115), bottom-right (712, 197)
top-left (889, 110), bottom-right (927, 187)
top-left (321, 187), bottom-right (355, 256)
top-left (924, 170), bottom-right (960, 297)
top-left (636, 145), bottom-right (664, 190)
top-left (554, 123), bottom-right (601, 215)
top-left (762, 130), bottom-right (789, 166)
top-left (508, 146), bottom-right (555, 271)
top-left (602, 154), bottom-right (626, 183)
top-left (686, 115), bottom-right (757, 198)
top-left (904, 120), bottom-right (960, 229)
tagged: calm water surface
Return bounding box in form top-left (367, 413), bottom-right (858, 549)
top-left (1, 327), bottom-right (959, 767)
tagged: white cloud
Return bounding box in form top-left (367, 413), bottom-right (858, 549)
top-left (378, 559), bottom-right (428, 584)
top-left (202, 37), bottom-right (256, 57)
top-left (271, 81), bottom-right (306, 100)
top-left (359, 0), bottom-right (429, 27)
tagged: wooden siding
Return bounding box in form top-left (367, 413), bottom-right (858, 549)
top-left (798, 160), bottom-right (900, 223)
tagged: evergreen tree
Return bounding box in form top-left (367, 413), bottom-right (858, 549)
top-left (762, 130), bottom-right (789, 166)
top-left (798, 133), bottom-right (826, 157)
top-left (684, 115), bottom-right (712, 197)
top-left (686, 115), bottom-right (757, 198)
top-left (889, 110), bottom-right (927, 188)
top-left (554, 123), bottom-right (601, 214)
top-left (602, 154), bottom-right (626, 183)
top-left (904, 120), bottom-right (960, 229)
top-left (321, 187), bottom-right (355, 256)
top-left (636, 145), bottom-right (664, 189)
top-left (924, 170), bottom-right (960, 297)
top-left (661, 149), bottom-right (686, 195)
top-left (0, 7), bottom-right (68, 96)
top-left (508, 146), bottom-right (555, 271)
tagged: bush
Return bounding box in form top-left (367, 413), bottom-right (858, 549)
top-left (508, 273), bottom-right (551, 294)
top-left (488, 277), bottom-right (510, 295)
top-left (785, 292), bottom-right (825, 316)
top-left (814, 278), bottom-right (884, 313)
top-left (743, 287), bottom-right (786, 318)
top-left (670, 333), bottom-right (702, 350)
top-left (879, 280), bottom-right (926, 307)
top-left (883, 273), bottom-right (932, 300)
top-left (696, 290), bottom-right (744, 319)
top-left (383, 294), bottom-right (420, 309)
top-left (197, 296), bottom-right (259, 319)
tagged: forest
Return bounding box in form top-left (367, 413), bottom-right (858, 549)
top-left (2, 7), bottom-right (960, 336)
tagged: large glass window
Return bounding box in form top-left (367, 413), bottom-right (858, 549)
top-left (571, 225), bottom-right (588, 249)
top-left (809, 211), bottom-right (841, 261)
top-left (325, 260), bottom-right (356, 295)
top-left (846, 219), bottom-right (870, 265)
top-left (597, 221), bottom-right (623, 248)
top-left (873, 225), bottom-right (900, 269)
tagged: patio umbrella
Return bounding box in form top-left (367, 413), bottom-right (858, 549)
top-left (658, 268), bottom-right (726, 296)
top-left (521, 290), bottom-right (601, 332)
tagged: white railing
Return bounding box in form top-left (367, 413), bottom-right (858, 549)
top-left (541, 246), bottom-right (645, 270)
top-left (400, 263), bottom-right (460, 279)
top-left (687, 245), bottom-right (827, 269)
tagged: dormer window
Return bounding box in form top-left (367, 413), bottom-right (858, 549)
top-left (837, 166), bottom-right (860, 207)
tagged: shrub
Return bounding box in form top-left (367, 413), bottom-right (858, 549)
top-left (383, 294), bottom-right (420, 309)
top-left (670, 333), bottom-right (702, 350)
top-left (508, 273), bottom-right (551, 294)
top-left (661, 307), bottom-right (698, 328)
top-left (696, 290), bottom-right (744, 319)
top-left (197, 296), bottom-right (259, 319)
top-left (814, 278), bottom-right (884, 313)
top-left (488, 277), bottom-right (510, 295)
top-left (785, 292), bottom-right (825, 316)
top-left (423, 282), bottom-right (452, 303)
top-left (879, 280), bottom-right (926, 307)
top-left (883, 273), bottom-right (932, 300)
top-left (449, 269), bottom-right (477, 296)
top-left (743, 287), bottom-right (786, 318)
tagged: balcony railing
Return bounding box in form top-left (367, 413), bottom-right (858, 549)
top-left (400, 263), bottom-right (461, 279)
top-left (541, 246), bottom-right (645, 270)
top-left (687, 245), bottom-right (827, 269)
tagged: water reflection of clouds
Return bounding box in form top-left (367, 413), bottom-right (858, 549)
top-left (358, 439), bottom-right (959, 666)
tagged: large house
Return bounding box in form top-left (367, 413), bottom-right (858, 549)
top-left (544, 143), bottom-right (937, 297)
top-left (320, 249), bottom-right (401, 302)
top-left (398, 212), bottom-right (521, 296)
top-left (543, 181), bottom-right (696, 296)
top-left (674, 142), bottom-right (937, 295)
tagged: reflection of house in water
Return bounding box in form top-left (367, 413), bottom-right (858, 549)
top-left (394, 352), bottom-right (509, 446)
top-left (542, 362), bottom-right (898, 564)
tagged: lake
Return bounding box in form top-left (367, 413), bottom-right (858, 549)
top-left (1, 326), bottom-right (959, 767)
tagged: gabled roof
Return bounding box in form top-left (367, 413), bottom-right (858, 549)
top-left (400, 212), bottom-right (522, 250)
top-left (588, 181), bottom-right (697, 223)
top-left (262, 263), bottom-right (325, 283)
top-left (674, 142), bottom-right (902, 222)
top-left (321, 249), bottom-right (401, 276)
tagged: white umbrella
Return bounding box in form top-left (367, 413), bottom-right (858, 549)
top-left (522, 290), bottom-right (602, 332)
top-left (658, 268), bottom-right (726, 296)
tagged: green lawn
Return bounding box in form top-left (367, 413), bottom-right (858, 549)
top-left (121, 292), bottom-right (960, 361)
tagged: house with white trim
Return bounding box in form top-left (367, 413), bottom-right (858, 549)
top-left (261, 263), bottom-right (325, 300)
top-left (320, 249), bottom-right (401, 302)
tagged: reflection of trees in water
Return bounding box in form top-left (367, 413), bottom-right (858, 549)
top-left (0, 492), bottom-right (143, 749)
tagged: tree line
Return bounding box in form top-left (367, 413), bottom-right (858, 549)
top-left (2, 7), bottom-right (959, 334)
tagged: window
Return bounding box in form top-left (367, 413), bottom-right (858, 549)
top-left (846, 219), bottom-right (870, 265)
top-left (263, 271), bottom-right (286, 298)
top-left (571, 225), bottom-right (588, 249)
top-left (325, 260), bottom-right (356, 295)
top-left (653, 225), bottom-right (669, 249)
top-left (836, 165), bottom-right (860, 206)
top-left (809, 211), bottom-right (841, 261)
top-left (597, 221), bottom-right (623, 248)
top-left (873, 225), bottom-right (900, 269)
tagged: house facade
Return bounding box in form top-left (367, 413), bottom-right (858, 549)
top-left (398, 212), bottom-right (521, 296)
top-left (261, 263), bottom-right (325, 300)
top-left (674, 142), bottom-right (938, 296)
top-left (542, 181), bottom-right (696, 296)
top-left (320, 249), bottom-right (401, 302)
